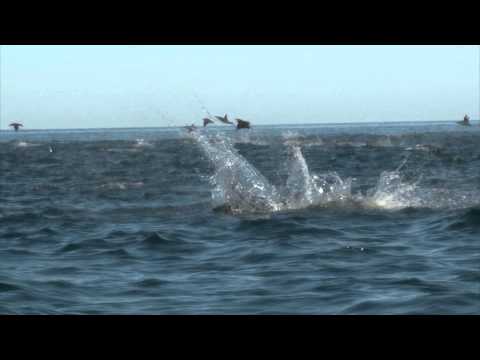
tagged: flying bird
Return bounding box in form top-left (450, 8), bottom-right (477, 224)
top-left (236, 118), bottom-right (251, 130)
top-left (215, 114), bottom-right (233, 125)
top-left (9, 122), bottom-right (23, 131)
top-left (203, 118), bottom-right (214, 127)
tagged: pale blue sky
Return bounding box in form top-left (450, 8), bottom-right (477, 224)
top-left (0, 45), bottom-right (479, 129)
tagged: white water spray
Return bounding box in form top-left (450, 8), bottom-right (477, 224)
top-left (189, 130), bottom-right (282, 214)
top-left (187, 130), bottom-right (460, 214)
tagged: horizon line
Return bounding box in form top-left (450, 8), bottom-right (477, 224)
top-left (0, 119), bottom-right (474, 132)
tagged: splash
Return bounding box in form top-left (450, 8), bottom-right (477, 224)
top-left (133, 139), bottom-right (153, 148)
top-left (283, 145), bottom-right (316, 208)
top-left (282, 130), bottom-right (303, 146)
top-left (189, 130), bottom-right (282, 214)
top-left (188, 130), bottom-right (473, 214)
top-left (281, 144), bottom-right (352, 209)
top-left (233, 130), bottom-right (251, 144)
top-left (188, 130), bottom-right (355, 214)
top-left (365, 171), bottom-right (419, 210)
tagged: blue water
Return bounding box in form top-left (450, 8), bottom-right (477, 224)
top-left (0, 122), bottom-right (479, 314)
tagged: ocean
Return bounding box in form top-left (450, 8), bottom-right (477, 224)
top-left (0, 121), bottom-right (479, 314)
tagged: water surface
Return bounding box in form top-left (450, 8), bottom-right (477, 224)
top-left (1, 122), bottom-right (479, 314)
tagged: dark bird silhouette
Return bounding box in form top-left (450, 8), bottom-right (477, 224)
top-left (457, 114), bottom-right (471, 126)
top-left (9, 122), bottom-right (23, 131)
top-left (215, 114), bottom-right (233, 125)
top-left (203, 118), bottom-right (214, 127)
top-left (236, 118), bottom-right (251, 130)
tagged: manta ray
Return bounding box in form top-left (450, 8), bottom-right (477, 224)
top-left (9, 122), bottom-right (23, 131)
top-left (215, 114), bottom-right (234, 125)
top-left (203, 118), bottom-right (214, 127)
top-left (457, 114), bottom-right (471, 126)
top-left (236, 119), bottom-right (251, 130)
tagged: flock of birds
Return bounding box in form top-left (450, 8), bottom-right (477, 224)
top-left (184, 114), bottom-right (251, 133)
top-left (4, 116), bottom-right (251, 153)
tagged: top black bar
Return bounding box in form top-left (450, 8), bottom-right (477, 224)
top-left (1, 4), bottom-right (479, 44)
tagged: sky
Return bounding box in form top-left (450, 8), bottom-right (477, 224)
top-left (0, 45), bottom-right (479, 129)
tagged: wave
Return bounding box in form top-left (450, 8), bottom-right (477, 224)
top-left (98, 181), bottom-right (144, 191)
top-left (282, 130), bottom-right (324, 147)
top-left (13, 141), bottom-right (41, 148)
top-left (446, 207), bottom-right (480, 231)
top-left (0, 282), bottom-right (22, 292)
